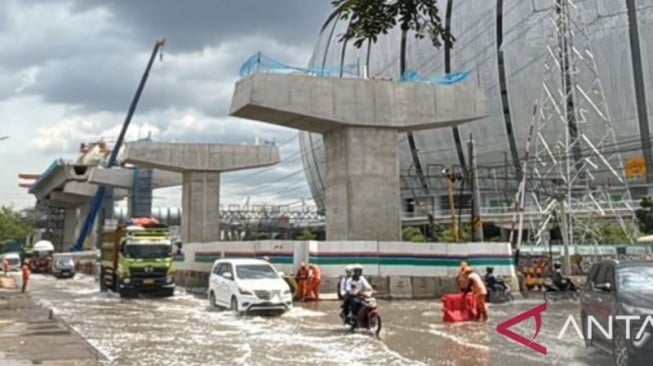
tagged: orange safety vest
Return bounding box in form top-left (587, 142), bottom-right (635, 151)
top-left (296, 266), bottom-right (309, 280)
top-left (309, 265), bottom-right (321, 281)
top-left (22, 265), bottom-right (31, 280)
top-left (468, 272), bottom-right (487, 295)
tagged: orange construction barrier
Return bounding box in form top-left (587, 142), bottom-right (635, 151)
top-left (442, 293), bottom-right (478, 323)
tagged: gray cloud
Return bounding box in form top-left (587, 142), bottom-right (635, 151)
top-left (0, 0), bottom-right (332, 208)
top-left (68, 0), bottom-right (333, 51)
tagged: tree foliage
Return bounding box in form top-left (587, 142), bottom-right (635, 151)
top-left (636, 196), bottom-right (653, 234)
top-left (0, 206), bottom-right (34, 244)
top-left (297, 228), bottom-right (318, 241)
top-left (330, 0), bottom-right (454, 51)
top-left (402, 226), bottom-right (426, 242)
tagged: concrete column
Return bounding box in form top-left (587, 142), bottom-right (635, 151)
top-left (324, 127), bottom-right (401, 241)
top-left (230, 73), bottom-right (487, 242)
top-left (181, 171), bottom-right (220, 243)
top-left (122, 142), bottom-right (280, 244)
top-left (63, 208), bottom-right (77, 252)
top-left (74, 204), bottom-right (90, 241)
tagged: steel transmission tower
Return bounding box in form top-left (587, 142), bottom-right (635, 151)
top-left (511, 0), bottom-right (637, 249)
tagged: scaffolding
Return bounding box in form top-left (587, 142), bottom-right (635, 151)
top-left (511, 0), bottom-right (637, 248)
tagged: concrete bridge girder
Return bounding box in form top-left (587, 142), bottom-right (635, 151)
top-left (229, 73), bottom-right (488, 241)
top-left (87, 167), bottom-right (182, 189)
top-left (30, 163), bottom-right (93, 201)
top-left (121, 142), bottom-right (281, 243)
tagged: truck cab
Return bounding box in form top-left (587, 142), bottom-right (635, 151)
top-left (99, 218), bottom-right (176, 298)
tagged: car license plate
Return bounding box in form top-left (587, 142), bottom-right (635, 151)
top-left (143, 279), bottom-right (155, 285)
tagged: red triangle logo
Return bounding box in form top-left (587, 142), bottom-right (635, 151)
top-left (496, 303), bottom-right (548, 355)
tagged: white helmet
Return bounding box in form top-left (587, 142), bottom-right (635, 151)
top-left (345, 265), bottom-right (353, 274)
top-left (351, 264), bottom-right (363, 273)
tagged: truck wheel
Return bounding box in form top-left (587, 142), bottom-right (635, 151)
top-left (99, 267), bottom-right (107, 292)
top-left (160, 288), bottom-right (175, 298)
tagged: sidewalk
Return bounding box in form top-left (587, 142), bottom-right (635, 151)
top-left (0, 276), bottom-right (103, 366)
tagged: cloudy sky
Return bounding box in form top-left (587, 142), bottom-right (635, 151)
top-left (0, 0), bottom-right (334, 210)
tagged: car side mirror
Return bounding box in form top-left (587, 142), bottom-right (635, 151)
top-left (222, 272), bottom-right (233, 280)
top-left (595, 282), bottom-right (612, 292)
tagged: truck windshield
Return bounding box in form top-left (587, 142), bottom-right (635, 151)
top-left (618, 266), bottom-right (653, 292)
top-left (7, 258), bottom-right (19, 266)
top-left (124, 245), bottom-right (170, 259)
top-left (236, 264), bottom-right (279, 280)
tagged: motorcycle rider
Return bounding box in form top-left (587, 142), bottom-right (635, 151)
top-left (339, 266), bottom-right (353, 318)
top-left (344, 264), bottom-right (373, 322)
top-left (550, 262), bottom-right (575, 292)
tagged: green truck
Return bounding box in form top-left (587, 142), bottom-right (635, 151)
top-left (99, 219), bottom-right (176, 298)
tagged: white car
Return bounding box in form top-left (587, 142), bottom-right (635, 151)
top-left (208, 258), bottom-right (293, 314)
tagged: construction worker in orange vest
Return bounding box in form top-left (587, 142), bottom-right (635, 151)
top-left (2, 258), bottom-right (9, 277)
top-left (296, 262), bottom-right (309, 302)
top-left (21, 260), bottom-right (31, 293)
top-left (306, 264), bottom-right (322, 301)
top-left (458, 261), bottom-right (471, 292)
top-left (464, 266), bottom-right (488, 321)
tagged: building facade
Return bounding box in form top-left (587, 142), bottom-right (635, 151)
top-left (299, 0), bottom-right (653, 216)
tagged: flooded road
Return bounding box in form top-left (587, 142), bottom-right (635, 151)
top-left (28, 275), bottom-right (614, 366)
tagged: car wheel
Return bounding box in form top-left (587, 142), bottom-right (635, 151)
top-left (613, 330), bottom-right (633, 366)
top-left (209, 291), bottom-right (218, 308)
top-left (230, 296), bottom-right (241, 314)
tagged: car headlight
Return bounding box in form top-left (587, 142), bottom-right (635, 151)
top-left (239, 287), bottom-right (252, 295)
top-left (622, 304), bottom-right (653, 316)
top-left (166, 276), bottom-right (174, 284)
top-left (123, 278), bottom-right (130, 284)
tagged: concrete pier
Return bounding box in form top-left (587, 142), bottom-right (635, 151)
top-left (122, 142), bottom-right (280, 243)
top-left (230, 73), bottom-right (487, 240)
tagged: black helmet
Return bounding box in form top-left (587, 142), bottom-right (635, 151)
top-left (486, 267), bottom-right (494, 273)
top-left (554, 262), bottom-right (562, 269)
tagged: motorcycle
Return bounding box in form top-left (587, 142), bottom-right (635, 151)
top-left (543, 276), bottom-right (579, 302)
top-left (339, 295), bottom-right (382, 338)
top-left (485, 276), bottom-right (514, 304)
top-left (483, 274), bottom-right (513, 302)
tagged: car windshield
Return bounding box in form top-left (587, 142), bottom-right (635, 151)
top-left (618, 266), bottom-right (653, 292)
top-left (6, 258), bottom-right (19, 265)
top-left (235, 264), bottom-right (279, 280)
top-left (124, 244), bottom-right (170, 259)
top-left (57, 259), bottom-right (74, 267)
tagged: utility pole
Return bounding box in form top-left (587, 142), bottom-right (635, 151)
top-left (559, 197), bottom-right (571, 276)
top-left (468, 134), bottom-right (483, 242)
top-left (442, 168), bottom-right (461, 243)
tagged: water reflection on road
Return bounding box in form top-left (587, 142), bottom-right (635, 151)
top-left (29, 275), bottom-right (613, 366)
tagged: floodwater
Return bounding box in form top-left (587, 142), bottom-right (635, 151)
top-left (27, 275), bottom-right (614, 366)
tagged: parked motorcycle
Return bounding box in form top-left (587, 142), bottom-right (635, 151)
top-left (339, 295), bottom-right (382, 338)
top-left (543, 275), bottom-right (579, 302)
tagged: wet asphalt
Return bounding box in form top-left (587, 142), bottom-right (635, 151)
top-left (25, 274), bottom-right (616, 366)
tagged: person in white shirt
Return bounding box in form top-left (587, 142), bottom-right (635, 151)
top-left (344, 265), bottom-right (373, 319)
top-left (339, 266), bottom-right (353, 298)
top-left (338, 266), bottom-right (353, 320)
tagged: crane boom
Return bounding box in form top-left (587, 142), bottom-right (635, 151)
top-left (73, 39), bottom-right (166, 251)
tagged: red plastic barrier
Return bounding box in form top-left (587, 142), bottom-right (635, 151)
top-left (442, 293), bottom-right (478, 323)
